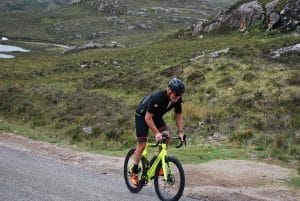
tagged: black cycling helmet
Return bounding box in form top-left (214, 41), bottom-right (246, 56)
top-left (168, 77), bottom-right (185, 96)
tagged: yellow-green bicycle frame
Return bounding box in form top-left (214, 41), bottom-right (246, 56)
top-left (124, 134), bottom-right (186, 200)
top-left (142, 142), bottom-right (170, 181)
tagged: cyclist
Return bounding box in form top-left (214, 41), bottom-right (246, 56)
top-left (131, 77), bottom-right (186, 186)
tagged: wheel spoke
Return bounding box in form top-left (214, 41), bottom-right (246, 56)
top-left (123, 148), bottom-right (144, 193)
top-left (154, 156), bottom-right (185, 201)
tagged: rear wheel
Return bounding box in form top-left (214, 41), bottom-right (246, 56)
top-left (124, 148), bottom-right (145, 193)
top-left (154, 156), bottom-right (185, 201)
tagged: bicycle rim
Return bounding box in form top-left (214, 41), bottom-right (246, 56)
top-left (123, 148), bottom-right (144, 193)
top-left (154, 156), bottom-right (185, 201)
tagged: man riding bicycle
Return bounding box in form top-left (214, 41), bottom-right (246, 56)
top-left (131, 77), bottom-right (186, 186)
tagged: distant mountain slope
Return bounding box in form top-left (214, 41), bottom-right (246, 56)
top-left (0, 0), bottom-right (56, 10)
top-left (0, 0), bottom-right (84, 10)
top-left (0, 0), bottom-right (239, 46)
top-left (0, 0), bottom-right (239, 11)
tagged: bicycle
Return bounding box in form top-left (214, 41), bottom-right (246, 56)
top-left (124, 132), bottom-right (186, 201)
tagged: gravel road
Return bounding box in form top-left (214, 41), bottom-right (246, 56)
top-left (0, 145), bottom-right (198, 201)
top-left (0, 132), bottom-right (299, 201)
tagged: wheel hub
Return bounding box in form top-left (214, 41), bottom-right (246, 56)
top-left (167, 174), bottom-right (175, 185)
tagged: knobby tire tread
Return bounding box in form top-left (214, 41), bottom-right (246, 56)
top-left (154, 156), bottom-right (185, 201)
top-left (123, 148), bottom-right (144, 193)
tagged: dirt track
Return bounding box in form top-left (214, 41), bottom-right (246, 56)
top-left (0, 132), bottom-right (299, 201)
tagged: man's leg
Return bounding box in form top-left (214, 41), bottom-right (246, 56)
top-left (131, 114), bottom-right (148, 185)
top-left (134, 114), bottom-right (148, 166)
top-left (134, 113), bottom-right (148, 163)
top-left (133, 142), bottom-right (146, 165)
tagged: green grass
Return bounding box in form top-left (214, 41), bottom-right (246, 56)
top-left (286, 177), bottom-right (300, 189)
top-left (0, 27), bottom-right (299, 165)
top-left (0, 117), bottom-right (58, 143)
top-left (0, 116), bottom-right (252, 165)
top-left (0, 0), bottom-right (299, 170)
top-left (0, 0), bottom-right (226, 46)
top-left (168, 144), bottom-right (250, 164)
top-left (98, 142), bottom-right (251, 164)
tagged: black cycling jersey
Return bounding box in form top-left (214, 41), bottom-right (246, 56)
top-left (135, 89), bottom-right (182, 117)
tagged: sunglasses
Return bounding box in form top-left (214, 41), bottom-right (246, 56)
top-left (173, 92), bottom-right (182, 97)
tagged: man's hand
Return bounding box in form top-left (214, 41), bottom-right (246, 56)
top-left (178, 131), bottom-right (185, 142)
top-left (155, 132), bottom-right (162, 142)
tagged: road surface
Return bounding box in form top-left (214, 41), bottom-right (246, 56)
top-left (1, 133), bottom-right (299, 201)
top-left (0, 145), bottom-right (197, 201)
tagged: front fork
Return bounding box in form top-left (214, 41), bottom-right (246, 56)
top-left (141, 143), bottom-right (171, 182)
top-left (160, 144), bottom-right (168, 181)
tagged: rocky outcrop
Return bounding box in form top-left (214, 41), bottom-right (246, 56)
top-left (193, 1), bottom-right (264, 35)
top-left (192, 0), bottom-right (300, 35)
top-left (271, 43), bottom-right (300, 58)
top-left (63, 41), bottom-right (125, 54)
top-left (89, 0), bottom-right (128, 15)
top-left (279, 0), bottom-right (300, 31)
top-left (53, 0), bottom-right (82, 6)
top-left (266, 0), bottom-right (280, 29)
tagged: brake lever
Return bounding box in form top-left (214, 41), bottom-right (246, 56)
top-left (151, 134), bottom-right (168, 147)
top-left (175, 135), bottom-right (186, 148)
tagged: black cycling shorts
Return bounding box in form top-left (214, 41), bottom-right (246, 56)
top-left (135, 113), bottom-right (168, 142)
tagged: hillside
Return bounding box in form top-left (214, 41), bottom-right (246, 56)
top-left (0, 0), bottom-right (239, 46)
top-left (0, 0), bottom-right (299, 167)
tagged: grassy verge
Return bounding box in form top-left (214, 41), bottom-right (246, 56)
top-left (0, 117), bottom-right (55, 142)
top-left (286, 176), bottom-right (300, 189)
top-left (0, 118), bottom-right (251, 164)
top-left (0, 117), bottom-right (276, 164)
top-left (168, 143), bottom-right (250, 164)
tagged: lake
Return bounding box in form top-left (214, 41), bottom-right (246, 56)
top-left (0, 44), bottom-right (30, 59)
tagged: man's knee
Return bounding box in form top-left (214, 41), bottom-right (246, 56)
top-left (136, 142), bottom-right (146, 151)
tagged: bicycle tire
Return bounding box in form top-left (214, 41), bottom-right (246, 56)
top-left (123, 148), bottom-right (144, 193)
top-left (154, 156), bottom-right (185, 201)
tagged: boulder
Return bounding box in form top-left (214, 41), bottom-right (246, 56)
top-left (271, 43), bottom-right (300, 58)
top-left (192, 0), bottom-right (300, 35)
top-left (279, 0), bottom-right (300, 31)
top-left (193, 1), bottom-right (264, 35)
top-left (63, 42), bottom-right (125, 54)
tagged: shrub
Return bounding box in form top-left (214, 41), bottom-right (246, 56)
top-left (205, 86), bottom-right (217, 97)
top-left (184, 102), bottom-right (205, 121)
top-left (65, 126), bottom-right (84, 143)
top-left (230, 129), bottom-right (254, 143)
top-left (273, 133), bottom-right (287, 150)
top-left (253, 119), bottom-right (266, 130)
top-left (187, 71), bottom-right (205, 84)
top-left (243, 72), bottom-right (256, 82)
top-left (217, 76), bottom-right (237, 87)
top-left (234, 96), bottom-right (254, 109)
top-left (287, 72), bottom-right (300, 86)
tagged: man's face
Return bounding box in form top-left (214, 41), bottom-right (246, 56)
top-left (170, 91), bottom-right (181, 102)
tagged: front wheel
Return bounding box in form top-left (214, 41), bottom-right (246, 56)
top-left (154, 156), bottom-right (185, 201)
top-left (124, 148), bottom-right (144, 193)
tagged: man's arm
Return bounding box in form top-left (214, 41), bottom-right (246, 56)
top-left (145, 112), bottom-right (161, 141)
top-left (176, 112), bottom-right (185, 140)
